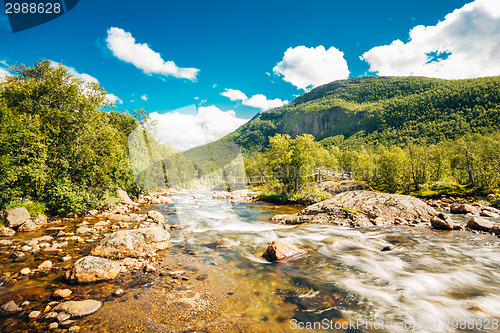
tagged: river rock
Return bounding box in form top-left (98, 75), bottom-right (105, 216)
top-left (54, 289), bottom-right (73, 298)
top-left (147, 210), bottom-right (165, 223)
top-left (1, 300), bottom-right (22, 315)
top-left (213, 192), bottom-right (232, 200)
top-left (49, 322), bottom-right (59, 330)
top-left (491, 224), bottom-right (500, 235)
top-left (0, 227), bottom-right (15, 237)
top-left (466, 217), bottom-right (493, 232)
top-left (117, 189), bottom-right (133, 205)
top-left (262, 239), bottom-right (307, 262)
top-left (91, 227), bottom-right (170, 258)
top-left (20, 268), bottom-right (31, 275)
top-left (53, 300), bottom-right (102, 317)
top-left (88, 209), bottom-right (99, 216)
top-left (480, 207), bottom-right (500, 218)
top-left (487, 194), bottom-right (496, 201)
top-left (28, 310), bottom-right (41, 319)
top-left (450, 204), bottom-right (478, 215)
top-left (38, 260), bottom-right (53, 270)
top-left (273, 191), bottom-right (437, 228)
top-left (107, 214), bottom-right (140, 222)
top-left (17, 215), bottom-right (47, 232)
top-left (430, 213), bottom-right (455, 230)
top-left (0, 207), bottom-right (30, 228)
top-left (66, 256), bottom-right (121, 283)
top-left (76, 226), bottom-right (93, 234)
top-left (158, 196), bottom-right (174, 204)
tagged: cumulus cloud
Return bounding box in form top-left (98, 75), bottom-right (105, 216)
top-left (221, 88), bottom-right (248, 101)
top-left (361, 0), bottom-right (500, 79)
top-left (106, 27), bottom-right (199, 81)
top-left (141, 94), bottom-right (148, 101)
top-left (148, 105), bottom-right (249, 151)
top-left (49, 60), bottom-right (122, 105)
top-left (273, 45), bottom-right (350, 90)
top-left (220, 88), bottom-right (288, 111)
top-left (106, 93), bottom-right (123, 104)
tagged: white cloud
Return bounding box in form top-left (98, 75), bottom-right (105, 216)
top-left (221, 88), bottom-right (248, 101)
top-left (106, 27), bottom-right (199, 81)
top-left (106, 93), bottom-right (123, 104)
top-left (148, 105), bottom-right (249, 151)
top-left (220, 88), bottom-right (288, 111)
top-left (0, 61), bottom-right (12, 82)
top-left (361, 0), bottom-right (500, 79)
top-left (141, 94), bottom-right (148, 102)
top-left (243, 94), bottom-right (288, 110)
top-left (49, 60), bottom-right (122, 105)
top-left (273, 45), bottom-right (350, 90)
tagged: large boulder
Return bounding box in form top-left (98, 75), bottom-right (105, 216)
top-left (17, 215), bottom-right (47, 232)
top-left (450, 204), bottom-right (479, 215)
top-left (91, 227), bottom-right (170, 258)
top-left (117, 189), bottom-right (133, 205)
top-left (0, 207), bottom-right (30, 228)
top-left (466, 217), bottom-right (493, 232)
top-left (272, 191), bottom-right (437, 228)
top-left (53, 300), bottom-right (102, 317)
top-left (66, 256), bottom-right (121, 283)
top-left (262, 239), bottom-right (306, 262)
top-left (430, 213), bottom-right (455, 230)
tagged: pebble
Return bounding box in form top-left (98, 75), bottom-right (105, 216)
top-left (21, 301), bottom-right (30, 307)
top-left (114, 289), bottom-right (124, 296)
top-left (20, 268), bottom-right (31, 275)
top-left (49, 322), bottom-right (59, 330)
top-left (54, 289), bottom-right (73, 298)
top-left (62, 256), bottom-right (72, 261)
top-left (28, 310), bottom-right (41, 319)
top-left (68, 325), bottom-right (80, 332)
top-left (38, 260), bottom-right (53, 270)
top-left (45, 311), bottom-right (58, 319)
top-left (57, 312), bottom-right (71, 322)
top-left (196, 274), bottom-right (208, 281)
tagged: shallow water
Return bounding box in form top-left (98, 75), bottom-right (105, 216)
top-left (1, 191), bottom-right (499, 332)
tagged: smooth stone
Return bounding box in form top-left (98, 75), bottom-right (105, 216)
top-left (66, 256), bottom-right (121, 283)
top-left (1, 300), bottom-right (22, 315)
top-left (28, 310), bottom-right (41, 319)
top-left (467, 217), bottom-right (493, 232)
top-left (38, 260), bottom-right (53, 270)
top-left (53, 289), bottom-right (73, 298)
top-left (20, 268), bottom-right (31, 275)
top-left (53, 300), bottom-right (102, 317)
top-left (49, 322), bottom-right (59, 330)
top-left (262, 239), bottom-right (307, 262)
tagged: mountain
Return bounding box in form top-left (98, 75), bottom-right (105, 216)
top-left (184, 76), bottom-right (500, 165)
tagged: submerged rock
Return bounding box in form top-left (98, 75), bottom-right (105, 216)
top-left (91, 227), bottom-right (170, 258)
top-left (1, 300), bottom-right (22, 315)
top-left (0, 207), bottom-right (30, 228)
top-left (53, 299), bottom-right (102, 317)
top-left (262, 239), bottom-right (307, 262)
top-left (466, 217), bottom-right (493, 232)
top-left (272, 191), bottom-right (437, 228)
top-left (430, 213), bottom-right (455, 230)
top-left (66, 256), bottom-right (121, 283)
top-left (54, 289), bottom-right (73, 298)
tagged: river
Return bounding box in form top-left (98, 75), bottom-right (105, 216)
top-left (1, 190), bottom-right (499, 332)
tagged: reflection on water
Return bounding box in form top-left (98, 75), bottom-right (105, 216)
top-left (1, 191), bottom-right (499, 332)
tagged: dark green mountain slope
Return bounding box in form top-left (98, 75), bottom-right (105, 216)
top-left (185, 76), bottom-right (500, 163)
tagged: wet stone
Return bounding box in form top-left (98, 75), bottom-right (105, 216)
top-left (28, 310), bottom-right (41, 320)
top-left (49, 322), bottom-right (59, 330)
top-left (1, 300), bottom-right (22, 315)
top-left (53, 299), bottom-right (102, 317)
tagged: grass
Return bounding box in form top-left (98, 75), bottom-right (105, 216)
top-left (5, 199), bottom-right (47, 217)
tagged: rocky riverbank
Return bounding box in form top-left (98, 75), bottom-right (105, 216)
top-left (271, 190), bottom-right (500, 236)
top-left (0, 189), bottom-right (241, 332)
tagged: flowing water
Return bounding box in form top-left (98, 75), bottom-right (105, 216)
top-left (1, 191), bottom-right (499, 332)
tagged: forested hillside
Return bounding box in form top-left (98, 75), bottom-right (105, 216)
top-left (187, 76), bottom-right (500, 158)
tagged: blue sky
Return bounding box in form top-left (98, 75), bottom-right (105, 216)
top-left (1, 0), bottom-right (499, 150)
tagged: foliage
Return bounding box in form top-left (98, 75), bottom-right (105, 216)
top-left (6, 199), bottom-right (47, 217)
top-left (258, 185), bottom-right (331, 206)
top-left (0, 60), bottom-right (140, 216)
